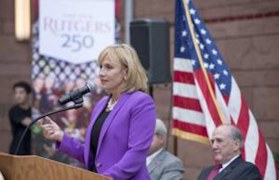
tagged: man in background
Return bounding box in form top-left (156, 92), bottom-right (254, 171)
top-left (9, 81), bottom-right (32, 155)
top-left (198, 124), bottom-right (261, 180)
top-left (147, 118), bottom-right (184, 180)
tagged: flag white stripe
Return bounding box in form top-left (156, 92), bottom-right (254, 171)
top-left (173, 82), bottom-right (198, 99)
top-left (174, 57), bottom-right (193, 73)
top-left (228, 78), bottom-right (242, 124)
top-left (173, 106), bottom-right (205, 126)
top-left (215, 82), bottom-right (231, 123)
top-left (264, 145), bottom-right (277, 180)
top-left (244, 111), bottom-right (260, 164)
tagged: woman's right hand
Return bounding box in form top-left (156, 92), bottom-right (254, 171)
top-left (38, 116), bottom-right (64, 142)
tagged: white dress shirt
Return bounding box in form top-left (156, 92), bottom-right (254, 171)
top-left (0, 171), bottom-right (4, 180)
top-left (219, 155), bottom-right (240, 173)
top-left (146, 148), bottom-right (164, 166)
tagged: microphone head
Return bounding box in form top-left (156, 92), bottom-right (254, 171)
top-left (86, 81), bottom-right (95, 91)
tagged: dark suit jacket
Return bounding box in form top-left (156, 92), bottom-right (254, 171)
top-left (198, 156), bottom-right (262, 180)
top-left (147, 150), bottom-right (184, 180)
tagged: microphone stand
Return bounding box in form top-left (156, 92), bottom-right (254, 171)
top-left (14, 98), bottom-right (84, 155)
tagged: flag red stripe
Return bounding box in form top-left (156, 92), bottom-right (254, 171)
top-left (194, 69), bottom-right (223, 126)
top-left (174, 95), bottom-right (202, 112)
top-left (236, 97), bottom-right (250, 138)
top-left (236, 96), bottom-right (250, 159)
top-left (174, 71), bottom-right (195, 84)
top-left (255, 132), bottom-right (268, 178)
top-left (173, 119), bottom-right (208, 137)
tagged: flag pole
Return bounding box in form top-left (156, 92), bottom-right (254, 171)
top-left (182, 0), bottom-right (226, 124)
top-left (168, 82), bottom-right (178, 156)
top-left (125, 0), bottom-right (133, 44)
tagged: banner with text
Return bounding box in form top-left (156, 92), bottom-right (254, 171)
top-left (39, 0), bottom-right (115, 64)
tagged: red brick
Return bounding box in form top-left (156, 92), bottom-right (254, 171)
top-left (258, 121), bottom-right (279, 139)
top-left (134, 0), bottom-right (173, 20)
top-left (0, 63), bottom-right (31, 77)
top-left (199, 1), bottom-right (279, 20)
top-left (252, 87), bottom-right (279, 120)
top-left (233, 69), bottom-right (279, 87)
top-left (184, 167), bottom-right (203, 180)
top-left (265, 138), bottom-right (279, 152)
top-left (2, 21), bottom-right (14, 35)
top-left (0, 129), bottom-right (11, 153)
top-left (0, 36), bottom-right (31, 62)
top-left (177, 139), bottom-right (212, 168)
top-left (216, 35), bottom-right (279, 70)
top-left (153, 85), bottom-right (172, 121)
top-left (194, 0), bottom-right (274, 10)
top-left (0, 117), bottom-right (11, 131)
top-left (0, 0), bottom-right (14, 22)
top-left (208, 17), bottom-right (279, 39)
top-left (238, 87), bottom-right (254, 109)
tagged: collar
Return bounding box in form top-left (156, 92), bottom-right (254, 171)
top-left (219, 155), bottom-right (240, 172)
top-left (146, 148), bottom-right (164, 166)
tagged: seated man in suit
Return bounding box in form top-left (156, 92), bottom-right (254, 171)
top-left (147, 118), bottom-right (184, 180)
top-left (198, 124), bottom-right (262, 180)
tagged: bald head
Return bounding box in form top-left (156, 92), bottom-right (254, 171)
top-left (211, 124), bottom-right (243, 164)
top-left (216, 125), bottom-right (243, 147)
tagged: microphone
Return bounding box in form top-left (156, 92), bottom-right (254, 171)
top-left (58, 82), bottom-right (94, 105)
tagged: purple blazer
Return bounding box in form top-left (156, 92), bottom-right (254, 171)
top-left (57, 91), bottom-right (156, 180)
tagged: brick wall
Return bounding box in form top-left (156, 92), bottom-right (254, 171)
top-left (0, 0), bottom-right (31, 153)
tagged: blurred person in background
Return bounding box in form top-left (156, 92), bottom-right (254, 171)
top-left (9, 81), bottom-right (32, 155)
top-left (147, 118), bottom-right (184, 180)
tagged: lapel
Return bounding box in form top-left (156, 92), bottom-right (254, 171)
top-left (95, 92), bottom-right (132, 157)
top-left (214, 156), bottom-right (242, 180)
top-left (148, 150), bottom-right (167, 174)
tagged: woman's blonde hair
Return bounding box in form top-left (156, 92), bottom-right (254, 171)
top-left (98, 43), bottom-right (148, 92)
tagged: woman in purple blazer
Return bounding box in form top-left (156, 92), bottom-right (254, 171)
top-left (40, 44), bottom-right (156, 180)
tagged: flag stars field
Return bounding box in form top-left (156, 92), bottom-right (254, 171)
top-left (219, 83), bottom-right (226, 90)
top-left (182, 30), bottom-right (187, 37)
top-left (212, 49), bottom-right (218, 55)
top-left (194, 18), bottom-right (201, 25)
top-left (223, 70), bottom-right (228, 76)
top-left (217, 59), bottom-right (223, 65)
top-left (180, 46), bottom-right (186, 52)
top-left (209, 63), bottom-right (215, 70)
top-left (190, 8), bottom-right (196, 15)
top-left (200, 44), bottom-right (204, 50)
top-left (214, 73), bottom-right (220, 80)
top-left (201, 29), bottom-right (207, 35)
top-left (206, 38), bottom-right (212, 44)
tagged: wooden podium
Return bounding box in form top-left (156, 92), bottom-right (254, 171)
top-left (0, 152), bottom-right (109, 180)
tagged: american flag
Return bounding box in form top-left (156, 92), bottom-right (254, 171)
top-left (172, 0), bottom-right (278, 179)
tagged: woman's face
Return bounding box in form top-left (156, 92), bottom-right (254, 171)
top-left (98, 57), bottom-right (127, 94)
